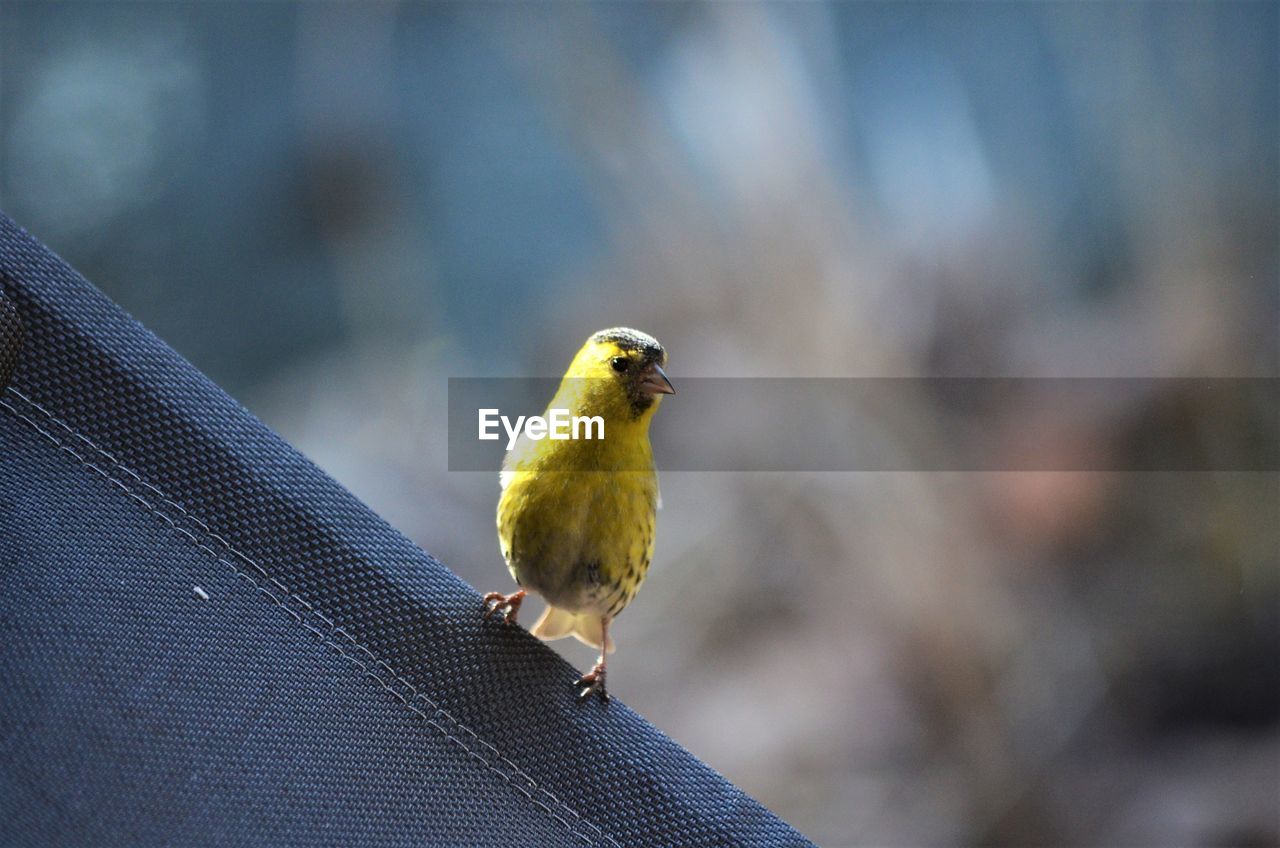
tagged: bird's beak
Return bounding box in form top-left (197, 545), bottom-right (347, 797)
top-left (638, 363), bottom-right (675, 396)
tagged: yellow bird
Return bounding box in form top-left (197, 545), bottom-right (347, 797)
top-left (483, 328), bottom-right (674, 701)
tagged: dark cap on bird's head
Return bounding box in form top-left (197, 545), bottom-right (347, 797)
top-left (587, 327), bottom-right (673, 411)
top-left (590, 327), bottom-right (666, 365)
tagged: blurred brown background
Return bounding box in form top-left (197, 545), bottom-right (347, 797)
top-left (2, 2), bottom-right (1276, 845)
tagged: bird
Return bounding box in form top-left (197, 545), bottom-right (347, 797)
top-left (483, 327), bottom-right (674, 702)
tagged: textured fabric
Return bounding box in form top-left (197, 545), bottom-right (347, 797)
top-left (0, 212), bottom-right (811, 848)
top-left (0, 290), bottom-right (21, 391)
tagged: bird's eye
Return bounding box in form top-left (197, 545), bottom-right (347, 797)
top-left (610, 356), bottom-right (629, 373)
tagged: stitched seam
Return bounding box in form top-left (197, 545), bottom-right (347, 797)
top-left (2, 387), bottom-right (621, 848)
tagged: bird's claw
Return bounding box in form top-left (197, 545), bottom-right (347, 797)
top-left (482, 590), bottom-right (525, 624)
top-left (576, 664), bottom-right (609, 703)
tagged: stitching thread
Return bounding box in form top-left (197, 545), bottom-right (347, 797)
top-left (2, 386), bottom-right (621, 848)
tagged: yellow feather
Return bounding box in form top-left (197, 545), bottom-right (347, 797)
top-left (493, 328), bottom-right (670, 673)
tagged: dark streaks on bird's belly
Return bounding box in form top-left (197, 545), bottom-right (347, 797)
top-left (505, 471), bottom-right (657, 616)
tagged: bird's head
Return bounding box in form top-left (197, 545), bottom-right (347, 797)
top-left (560, 327), bottom-right (674, 422)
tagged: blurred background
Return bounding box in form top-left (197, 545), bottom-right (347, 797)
top-left (2, 2), bottom-right (1276, 845)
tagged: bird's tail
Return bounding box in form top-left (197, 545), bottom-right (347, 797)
top-left (530, 605), bottom-right (616, 654)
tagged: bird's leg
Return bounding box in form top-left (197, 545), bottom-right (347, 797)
top-left (575, 660), bottom-right (607, 703)
top-left (575, 617), bottom-right (610, 703)
top-left (482, 589), bottom-right (526, 624)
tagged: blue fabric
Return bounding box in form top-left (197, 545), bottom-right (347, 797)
top-left (0, 212), bottom-right (811, 848)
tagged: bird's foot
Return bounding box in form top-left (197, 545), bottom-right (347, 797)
top-left (482, 589), bottom-right (526, 624)
top-left (575, 662), bottom-right (609, 703)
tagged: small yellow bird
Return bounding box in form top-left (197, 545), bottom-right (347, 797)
top-left (484, 328), bottom-right (674, 701)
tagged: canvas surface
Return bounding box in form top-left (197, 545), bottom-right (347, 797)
top-left (0, 213), bottom-right (811, 847)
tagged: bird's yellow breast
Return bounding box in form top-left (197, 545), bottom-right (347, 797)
top-left (496, 330), bottom-right (668, 620)
top-left (498, 445), bottom-right (658, 616)
top-left (498, 414), bottom-right (659, 616)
